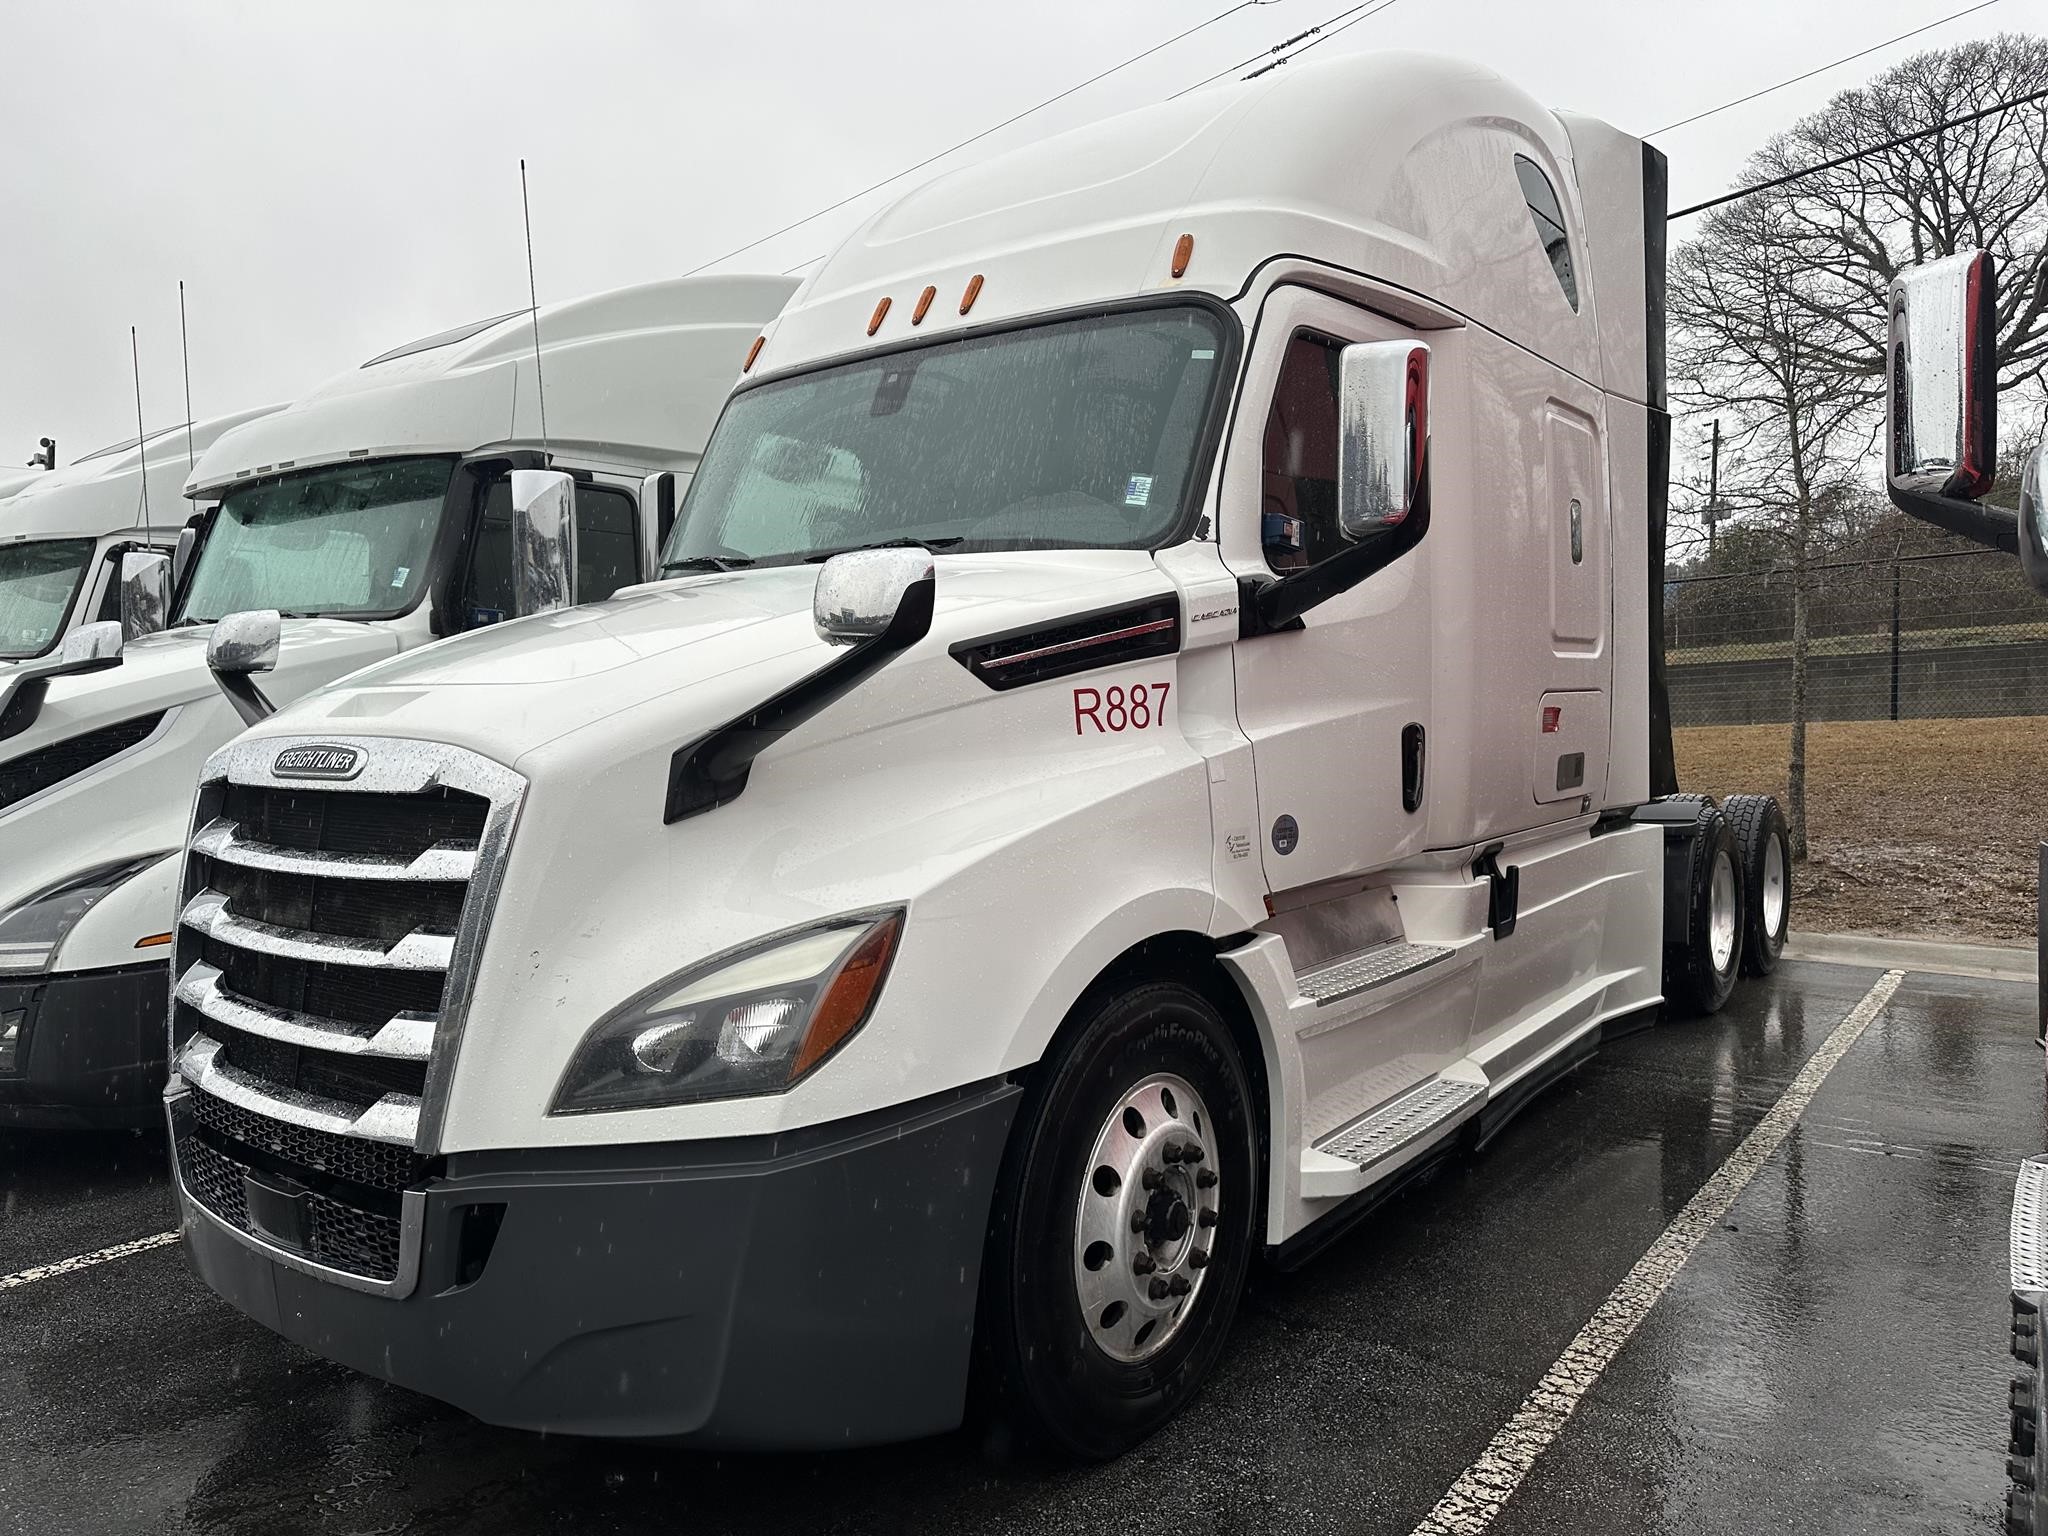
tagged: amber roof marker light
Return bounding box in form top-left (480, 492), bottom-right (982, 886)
top-left (743, 335), bottom-right (765, 372)
top-left (1171, 233), bottom-right (1194, 279)
top-left (912, 285), bottom-right (937, 325)
top-left (959, 274), bottom-right (984, 315)
top-left (867, 297), bottom-right (892, 336)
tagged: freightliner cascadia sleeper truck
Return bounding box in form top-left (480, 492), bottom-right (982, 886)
top-left (0, 274), bottom-right (795, 1127)
top-left (1878, 249), bottom-right (2048, 1536)
top-left (168, 52), bottom-right (1792, 1456)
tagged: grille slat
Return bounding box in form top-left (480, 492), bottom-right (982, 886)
top-left (221, 782), bottom-right (487, 858)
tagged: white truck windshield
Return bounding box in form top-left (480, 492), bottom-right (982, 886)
top-left (177, 457), bottom-right (454, 622)
top-left (0, 538), bottom-right (94, 659)
top-left (665, 306), bottom-right (1228, 568)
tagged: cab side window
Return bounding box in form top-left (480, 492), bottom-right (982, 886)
top-left (462, 481), bottom-right (642, 626)
top-left (1514, 154), bottom-right (1579, 310)
top-left (1261, 331), bottom-right (1344, 572)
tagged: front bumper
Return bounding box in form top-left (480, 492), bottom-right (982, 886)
top-left (0, 961), bottom-right (167, 1129)
top-left (171, 1076), bottom-right (1022, 1446)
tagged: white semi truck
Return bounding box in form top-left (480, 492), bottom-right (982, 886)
top-left (0, 274), bottom-right (794, 1127)
top-left (1, 409), bottom-right (280, 668)
top-left (168, 51), bottom-right (1793, 1455)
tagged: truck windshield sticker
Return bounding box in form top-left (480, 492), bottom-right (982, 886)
top-left (1074, 681), bottom-right (1170, 734)
top-left (391, 566), bottom-right (410, 588)
top-left (1124, 475), bottom-right (1153, 507)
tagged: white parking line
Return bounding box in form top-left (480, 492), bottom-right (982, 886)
top-left (1408, 968), bottom-right (1907, 1536)
top-left (0, 1230), bottom-right (181, 1293)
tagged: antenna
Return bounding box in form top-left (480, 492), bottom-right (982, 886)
top-left (519, 158), bottom-right (550, 459)
top-left (179, 281), bottom-right (197, 473)
top-left (131, 326), bottom-right (153, 543)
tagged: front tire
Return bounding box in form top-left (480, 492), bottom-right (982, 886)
top-left (979, 978), bottom-right (1258, 1459)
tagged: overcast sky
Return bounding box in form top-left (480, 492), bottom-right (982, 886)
top-left (1, 0), bottom-right (2032, 469)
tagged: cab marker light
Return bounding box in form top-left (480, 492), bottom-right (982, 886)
top-left (868, 296), bottom-right (892, 336)
top-left (960, 274), bottom-right (984, 315)
top-left (1171, 233), bottom-right (1194, 279)
top-left (744, 335), bottom-right (766, 372)
top-left (912, 285), bottom-right (937, 325)
top-left (134, 933), bottom-right (173, 950)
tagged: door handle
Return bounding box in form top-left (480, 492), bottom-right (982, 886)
top-left (1401, 722), bottom-right (1426, 813)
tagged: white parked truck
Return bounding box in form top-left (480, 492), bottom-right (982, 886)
top-left (0, 274), bottom-right (794, 1127)
top-left (1, 409), bottom-right (280, 668)
top-left (168, 51), bottom-right (1792, 1455)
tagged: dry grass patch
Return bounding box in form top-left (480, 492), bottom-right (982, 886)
top-left (1674, 717), bottom-right (2045, 944)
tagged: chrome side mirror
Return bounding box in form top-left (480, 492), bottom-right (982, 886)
top-left (57, 621), bottom-right (124, 669)
top-left (119, 550), bottom-right (172, 641)
top-left (206, 609), bottom-right (281, 728)
top-left (1888, 249), bottom-right (1997, 502)
top-left (2021, 438), bottom-right (2048, 599)
top-left (0, 621), bottom-right (123, 742)
top-left (813, 548), bottom-right (936, 645)
top-left (171, 524), bottom-right (199, 586)
top-left (1338, 340), bottom-right (1430, 539)
top-left (510, 468), bottom-right (577, 617)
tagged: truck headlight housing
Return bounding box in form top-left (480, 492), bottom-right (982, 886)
top-left (0, 856), bottom-right (166, 977)
top-left (550, 909), bottom-right (903, 1114)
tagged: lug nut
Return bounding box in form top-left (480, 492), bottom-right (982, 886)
top-left (1142, 1167), bottom-right (1165, 1191)
top-left (1132, 1253), bottom-right (1157, 1275)
top-left (1187, 1249), bottom-right (1210, 1269)
top-left (1168, 1274), bottom-right (1191, 1297)
top-left (1149, 1277), bottom-right (1171, 1301)
top-left (1131, 1210), bottom-right (1150, 1234)
top-left (1183, 1145), bottom-right (1205, 1164)
top-left (1162, 1143), bottom-right (1185, 1164)
top-left (1196, 1169), bottom-right (1219, 1189)
top-left (1197, 1209), bottom-right (1219, 1229)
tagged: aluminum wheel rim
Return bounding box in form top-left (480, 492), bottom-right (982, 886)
top-left (1762, 835), bottom-right (1787, 937)
top-left (1709, 848), bottom-right (1739, 974)
top-left (1073, 1072), bottom-right (1220, 1365)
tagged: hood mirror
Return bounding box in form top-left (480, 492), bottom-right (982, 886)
top-left (813, 548), bottom-right (937, 645)
top-left (510, 468), bottom-right (577, 618)
top-left (0, 621), bottom-right (124, 743)
top-left (1338, 340), bottom-right (1429, 538)
top-left (207, 608), bottom-right (281, 728)
top-left (119, 550), bottom-right (173, 641)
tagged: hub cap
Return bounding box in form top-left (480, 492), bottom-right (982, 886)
top-left (1762, 834), bottom-right (1787, 937)
top-left (1073, 1073), bottom-right (1219, 1364)
top-left (1709, 847), bottom-right (1739, 974)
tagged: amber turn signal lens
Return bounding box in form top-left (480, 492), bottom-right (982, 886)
top-left (1171, 233), bottom-right (1194, 278)
top-left (959, 273), bottom-right (984, 315)
top-left (133, 932), bottom-right (174, 949)
top-left (790, 914), bottom-right (902, 1080)
top-left (912, 285), bottom-right (937, 325)
top-left (743, 335), bottom-right (765, 372)
top-left (867, 296), bottom-right (892, 336)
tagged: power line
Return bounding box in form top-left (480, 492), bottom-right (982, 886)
top-left (1669, 84), bottom-right (2048, 220)
top-left (1170, 0), bottom-right (1375, 96)
top-left (1242, 0), bottom-right (1406, 80)
top-left (1647, 0), bottom-right (2005, 137)
top-left (681, 1), bottom-right (1282, 277)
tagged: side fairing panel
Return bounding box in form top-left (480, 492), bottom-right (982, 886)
top-left (1605, 397), bottom-right (1652, 807)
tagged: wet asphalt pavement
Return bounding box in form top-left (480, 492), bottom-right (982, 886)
top-left (0, 958), bottom-right (2037, 1535)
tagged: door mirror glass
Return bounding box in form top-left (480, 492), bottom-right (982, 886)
top-left (510, 468), bottom-right (577, 617)
top-left (118, 550), bottom-right (172, 641)
top-left (1888, 249), bottom-right (1997, 503)
top-left (207, 608), bottom-right (281, 676)
top-left (813, 548), bottom-right (934, 645)
top-left (56, 620), bottom-right (123, 670)
top-left (2020, 438), bottom-right (2048, 599)
top-left (1337, 340), bottom-right (1429, 539)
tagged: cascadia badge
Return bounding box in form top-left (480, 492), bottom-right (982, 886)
top-left (272, 744), bottom-right (365, 781)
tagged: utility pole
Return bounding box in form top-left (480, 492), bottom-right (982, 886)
top-left (1706, 418), bottom-right (1721, 562)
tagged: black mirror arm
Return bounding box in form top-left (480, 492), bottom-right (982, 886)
top-left (0, 654), bottom-right (123, 741)
top-left (1241, 460), bottom-right (1432, 638)
top-left (212, 670), bottom-right (275, 729)
top-left (663, 575), bottom-right (936, 823)
top-left (1886, 484), bottom-right (2018, 553)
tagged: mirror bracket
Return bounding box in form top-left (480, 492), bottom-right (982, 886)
top-left (1242, 461), bottom-right (1432, 635)
top-left (206, 609), bottom-right (282, 728)
top-left (0, 622), bottom-right (125, 741)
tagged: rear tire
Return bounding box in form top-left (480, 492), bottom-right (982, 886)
top-left (1724, 793), bottom-right (1791, 976)
top-left (1665, 803), bottom-right (1745, 1015)
top-left (978, 978), bottom-right (1258, 1460)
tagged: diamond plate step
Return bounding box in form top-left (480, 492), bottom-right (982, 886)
top-left (1298, 941), bottom-right (1453, 1006)
top-left (1317, 1076), bottom-right (1486, 1171)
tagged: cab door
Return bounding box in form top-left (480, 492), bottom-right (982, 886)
top-left (1219, 288), bottom-right (1438, 893)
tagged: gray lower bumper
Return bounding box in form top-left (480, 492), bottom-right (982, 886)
top-left (172, 1077), bottom-right (1022, 1447)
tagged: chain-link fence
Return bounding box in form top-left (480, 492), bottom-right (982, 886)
top-left (1666, 548), bottom-right (2048, 725)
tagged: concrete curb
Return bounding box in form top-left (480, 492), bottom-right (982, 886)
top-left (1785, 931), bottom-right (2038, 983)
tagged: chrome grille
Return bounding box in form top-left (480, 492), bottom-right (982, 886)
top-left (168, 735), bottom-right (524, 1296)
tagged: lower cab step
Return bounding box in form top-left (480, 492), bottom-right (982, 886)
top-left (1299, 1068), bottom-right (1488, 1200)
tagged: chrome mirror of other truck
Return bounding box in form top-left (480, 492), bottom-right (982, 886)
top-left (1885, 249), bottom-right (2015, 552)
top-left (2022, 439), bottom-right (2048, 599)
top-left (119, 550), bottom-right (173, 641)
top-left (0, 621), bottom-right (124, 742)
top-left (813, 548), bottom-right (937, 645)
top-left (510, 468), bottom-right (578, 618)
top-left (1337, 340), bottom-right (1430, 538)
top-left (171, 524), bottom-right (199, 587)
top-left (206, 608), bottom-right (281, 728)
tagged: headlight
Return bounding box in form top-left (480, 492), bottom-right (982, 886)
top-left (0, 856), bottom-right (165, 976)
top-left (550, 909), bottom-right (903, 1114)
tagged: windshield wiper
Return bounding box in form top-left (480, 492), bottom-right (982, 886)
top-left (802, 537), bottom-right (963, 563)
top-left (661, 554), bottom-right (756, 573)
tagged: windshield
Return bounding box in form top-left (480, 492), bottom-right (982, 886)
top-left (0, 539), bottom-right (95, 660)
top-left (176, 457), bottom-right (455, 623)
top-left (664, 306), bottom-right (1228, 568)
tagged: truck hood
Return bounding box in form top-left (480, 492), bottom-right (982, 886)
top-left (258, 550), bottom-right (1174, 768)
top-left (1, 618), bottom-right (404, 761)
